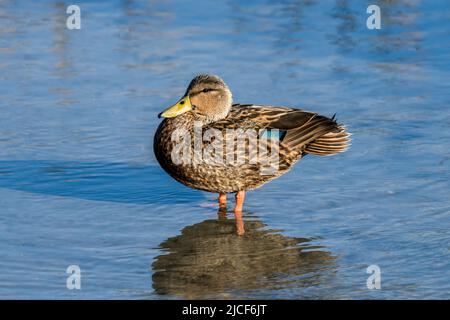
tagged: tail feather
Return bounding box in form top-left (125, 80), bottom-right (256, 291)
top-left (280, 112), bottom-right (351, 157)
top-left (304, 125), bottom-right (350, 156)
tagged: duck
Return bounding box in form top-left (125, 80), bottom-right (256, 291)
top-left (154, 75), bottom-right (350, 234)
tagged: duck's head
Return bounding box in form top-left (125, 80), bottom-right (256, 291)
top-left (158, 74), bottom-right (232, 123)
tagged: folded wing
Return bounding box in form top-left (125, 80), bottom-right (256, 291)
top-left (229, 104), bottom-right (350, 156)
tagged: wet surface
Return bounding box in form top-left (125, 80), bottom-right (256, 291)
top-left (152, 216), bottom-right (335, 299)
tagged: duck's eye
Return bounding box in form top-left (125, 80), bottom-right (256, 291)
top-left (202, 88), bottom-right (212, 93)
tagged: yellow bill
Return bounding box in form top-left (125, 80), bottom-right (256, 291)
top-left (158, 95), bottom-right (192, 118)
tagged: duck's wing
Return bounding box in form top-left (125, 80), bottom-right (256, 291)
top-left (220, 104), bottom-right (350, 156)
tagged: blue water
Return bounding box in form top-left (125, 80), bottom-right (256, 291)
top-left (0, 0), bottom-right (449, 299)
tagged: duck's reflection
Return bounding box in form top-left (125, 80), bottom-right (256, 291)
top-left (152, 211), bottom-right (335, 298)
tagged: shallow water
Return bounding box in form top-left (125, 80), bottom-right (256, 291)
top-left (0, 0), bottom-right (449, 299)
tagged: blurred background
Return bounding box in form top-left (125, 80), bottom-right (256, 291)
top-left (0, 0), bottom-right (449, 299)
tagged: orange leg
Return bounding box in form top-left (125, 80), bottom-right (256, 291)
top-left (235, 191), bottom-right (245, 212)
top-left (218, 193), bottom-right (227, 208)
top-left (218, 193), bottom-right (227, 218)
top-left (234, 191), bottom-right (246, 236)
